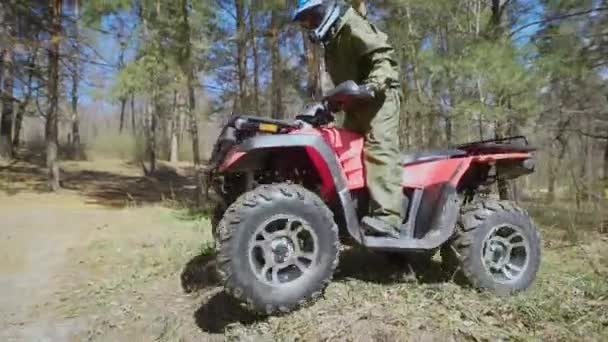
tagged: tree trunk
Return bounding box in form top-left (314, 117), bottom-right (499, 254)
top-left (302, 30), bottom-right (321, 100)
top-left (235, 0), bottom-right (247, 112)
top-left (400, 84), bottom-right (411, 149)
top-left (71, 80), bottom-right (82, 159)
top-left (0, 50), bottom-right (4, 96)
top-left (13, 55), bottom-right (36, 153)
top-left (249, 8), bottom-right (260, 114)
top-left (147, 99), bottom-right (157, 174)
top-left (118, 97), bottom-right (127, 134)
top-left (70, 0), bottom-right (82, 159)
top-left (0, 2), bottom-right (15, 160)
top-left (169, 92), bottom-right (179, 164)
top-left (495, 120), bottom-right (510, 200)
top-left (130, 93), bottom-right (136, 133)
top-left (444, 114), bottom-right (453, 145)
top-left (585, 118), bottom-right (594, 203)
top-left (0, 48), bottom-right (14, 159)
top-left (603, 140), bottom-right (608, 195)
top-left (270, 10), bottom-right (283, 119)
top-left (46, 0), bottom-right (62, 191)
top-left (0, 4), bottom-right (6, 158)
top-left (427, 110), bottom-right (441, 148)
top-left (547, 138), bottom-right (568, 202)
top-left (180, 0), bottom-right (202, 205)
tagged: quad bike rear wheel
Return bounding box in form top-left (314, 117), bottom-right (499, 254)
top-left (216, 183), bottom-right (339, 315)
top-left (441, 200), bottom-right (541, 295)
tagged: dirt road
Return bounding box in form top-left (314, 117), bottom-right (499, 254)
top-left (1, 193), bottom-right (115, 340)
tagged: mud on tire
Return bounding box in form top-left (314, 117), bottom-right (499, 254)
top-left (441, 200), bottom-right (541, 295)
top-left (215, 184), bottom-right (339, 315)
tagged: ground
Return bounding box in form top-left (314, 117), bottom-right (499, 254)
top-left (1, 156), bottom-right (607, 341)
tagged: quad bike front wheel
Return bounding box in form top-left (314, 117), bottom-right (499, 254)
top-left (442, 200), bottom-right (541, 295)
top-left (215, 184), bottom-right (339, 315)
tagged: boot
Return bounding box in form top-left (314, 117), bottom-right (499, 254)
top-left (362, 216), bottom-right (400, 239)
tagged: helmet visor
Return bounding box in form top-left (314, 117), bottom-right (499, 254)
top-left (296, 10), bottom-right (322, 30)
top-left (293, 1), bottom-right (324, 30)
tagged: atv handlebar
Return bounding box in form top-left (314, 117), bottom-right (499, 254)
top-left (295, 81), bottom-right (375, 128)
top-left (323, 81), bottom-right (375, 109)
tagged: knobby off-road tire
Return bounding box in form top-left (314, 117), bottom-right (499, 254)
top-left (211, 202), bottom-right (225, 246)
top-left (441, 200), bottom-right (541, 295)
top-left (216, 184), bottom-right (339, 315)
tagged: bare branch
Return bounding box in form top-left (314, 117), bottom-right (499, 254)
top-left (510, 6), bottom-right (608, 38)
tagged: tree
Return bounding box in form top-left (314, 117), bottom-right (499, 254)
top-left (69, 0), bottom-right (84, 159)
top-left (46, 0), bottom-right (63, 191)
top-left (269, 8), bottom-right (283, 119)
top-left (235, 0), bottom-right (247, 113)
top-left (0, 2), bottom-right (15, 159)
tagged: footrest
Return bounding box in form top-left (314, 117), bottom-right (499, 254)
top-left (362, 227), bottom-right (453, 252)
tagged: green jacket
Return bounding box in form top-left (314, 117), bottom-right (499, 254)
top-left (324, 6), bottom-right (401, 114)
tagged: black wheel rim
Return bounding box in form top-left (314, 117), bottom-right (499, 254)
top-left (248, 215), bottom-right (319, 286)
top-left (481, 224), bottom-right (530, 284)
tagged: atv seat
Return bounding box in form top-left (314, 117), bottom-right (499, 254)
top-left (402, 149), bottom-right (466, 166)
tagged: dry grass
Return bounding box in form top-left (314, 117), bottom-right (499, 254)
top-left (48, 202), bottom-right (608, 341)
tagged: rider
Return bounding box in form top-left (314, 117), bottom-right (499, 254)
top-left (293, 0), bottom-right (403, 238)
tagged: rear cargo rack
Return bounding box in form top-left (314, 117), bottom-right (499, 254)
top-left (453, 136), bottom-right (535, 154)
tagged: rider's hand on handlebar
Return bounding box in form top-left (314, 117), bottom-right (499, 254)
top-left (360, 83), bottom-right (376, 99)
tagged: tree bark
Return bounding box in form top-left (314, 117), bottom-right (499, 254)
top-left (495, 120), bottom-right (510, 200)
top-left (169, 91), bottom-right (179, 164)
top-left (0, 48), bottom-right (14, 159)
top-left (146, 99), bottom-right (157, 174)
top-left (0, 4), bottom-right (6, 147)
top-left (70, 0), bottom-right (82, 159)
top-left (13, 55), bottom-right (37, 153)
top-left (270, 10), bottom-right (283, 119)
top-left (603, 140), bottom-right (608, 194)
top-left (235, 0), bottom-right (247, 112)
top-left (427, 110), bottom-right (440, 148)
top-left (249, 8), bottom-right (260, 114)
top-left (46, 0), bottom-right (62, 191)
top-left (547, 137), bottom-right (568, 202)
top-left (180, 0), bottom-right (203, 205)
top-left (130, 93), bottom-right (136, 133)
top-left (585, 117), bottom-right (594, 203)
top-left (303, 30), bottom-right (321, 100)
top-left (118, 97), bottom-right (127, 133)
top-left (0, 2), bottom-right (15, 160)
top-left (444, 114), bottom-right (453, 145)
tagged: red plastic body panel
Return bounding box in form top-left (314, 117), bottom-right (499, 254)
top-left (402, 158), bottom-right (472, 189)
top-left (293, 128), bottom-right (366, 193)
top-left (219, 150), bottom-right (246, 172)
top-left (218, 128), bottom-right (532, 194)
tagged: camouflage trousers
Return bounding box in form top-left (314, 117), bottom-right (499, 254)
top-left (343, 88), bottom-right (403, 229)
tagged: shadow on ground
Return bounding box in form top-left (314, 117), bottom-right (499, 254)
top-left (180, 251), bottom-right (264, 334)
top-left (181, 253), bottom-right (220, 293)
top-left (61, 166), bottom-right (193, 207)
top-left (0, 150), bottom-right (198, 208)
top-left (334, 247), bottom-right (448, 285)
top-left (193, 292), bottom-right (263, 334)
top-left (182, 246), bottom-right (450, 334)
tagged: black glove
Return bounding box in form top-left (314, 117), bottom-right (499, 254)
top-left (359, 83), bottom-right (377, 99)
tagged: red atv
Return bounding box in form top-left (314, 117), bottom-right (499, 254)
top-left (207, 81), bottom-right (541, 315)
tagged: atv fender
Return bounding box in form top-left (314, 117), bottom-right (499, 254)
top-left (219, 134), bottom-right (364, 243)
